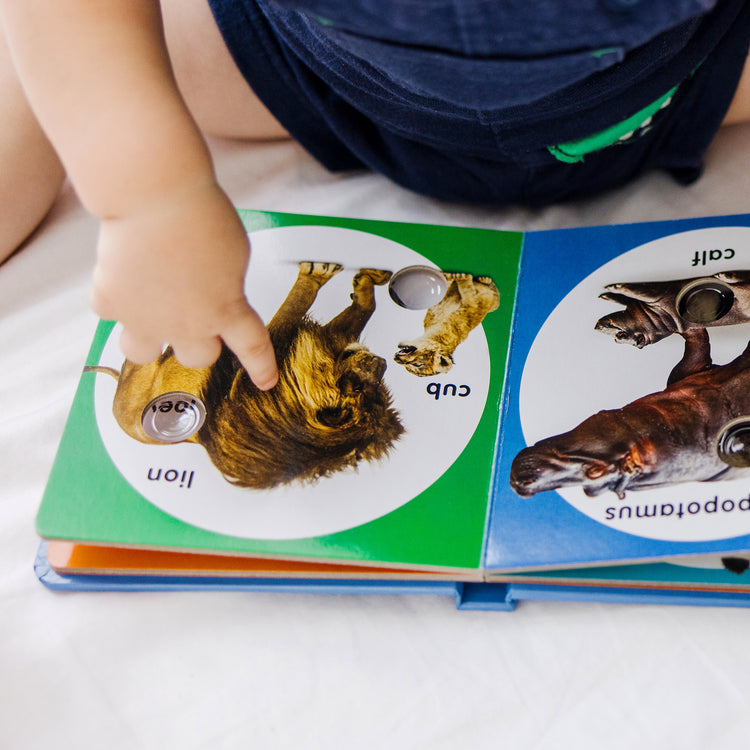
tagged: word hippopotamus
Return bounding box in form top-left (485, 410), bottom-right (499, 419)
top-left (510, 329), bottom-right (750, 499)
top-left (595, 270), bottom-right (750, 348)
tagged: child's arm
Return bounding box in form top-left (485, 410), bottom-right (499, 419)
top-left (0, 0), bottom-right (278, 390)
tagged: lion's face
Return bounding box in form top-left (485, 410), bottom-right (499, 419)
top-left (312, 344), bottom-right (391, 436)
top-left (394, 343), bottom-right (453, 377)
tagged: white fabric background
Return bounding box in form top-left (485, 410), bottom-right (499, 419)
top-left (4, 127), bottom-right (750, 749)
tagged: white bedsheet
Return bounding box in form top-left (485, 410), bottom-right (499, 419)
top-left (4, 127), bottom-right (750, 750)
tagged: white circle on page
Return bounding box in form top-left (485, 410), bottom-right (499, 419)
top-left (518, 226), bottom-right (750, 542)
top-left (93, 225), bottom-right (491, 540)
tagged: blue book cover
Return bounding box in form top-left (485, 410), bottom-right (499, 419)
top-left (486, 214), bottom-right (750, 573)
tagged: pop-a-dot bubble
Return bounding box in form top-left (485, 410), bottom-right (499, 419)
top-left (141, 391), bottom-right (206, 443)
top-left (676, 277), bottom-right (735, 325)
top-left (716, 417), bottom-right (750, 468)
top-left (388, 266), bottom-right (447, 310)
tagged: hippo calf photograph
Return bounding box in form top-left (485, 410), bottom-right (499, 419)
top-left (595, 270), bottom-right (750, 348)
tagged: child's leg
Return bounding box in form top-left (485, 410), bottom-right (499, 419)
top-left (0, 21), bottom-right (65, 262)
top-left (0, 0), bottom-right (285, 264)
top-left (723, 51), bottom-right (750, 125)
top-left (160, 0), bottom-right (289, 140)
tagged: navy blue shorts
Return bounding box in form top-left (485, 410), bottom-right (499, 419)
top-left (207, 0), bottom-right (750, 205)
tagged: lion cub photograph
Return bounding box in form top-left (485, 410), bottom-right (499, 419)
top-left (394, 273), bottom-right (500, 376)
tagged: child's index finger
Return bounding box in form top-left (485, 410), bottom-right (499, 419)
top-left (220, 302), bottom-right (278, 391)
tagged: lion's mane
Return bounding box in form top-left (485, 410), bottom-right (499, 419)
top-left (197, 321), bottom-right (404, 489)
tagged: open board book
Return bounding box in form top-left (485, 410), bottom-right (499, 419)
top-left (34, 210), bottom-right (750, 610)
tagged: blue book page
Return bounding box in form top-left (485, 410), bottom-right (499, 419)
top-left (498, 556), bottom-right (750, 590)
top-left (486, 213), bottom-right (750, 572)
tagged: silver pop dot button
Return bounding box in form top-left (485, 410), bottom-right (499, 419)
top-left (676, 278), bottom-right (734, 325)
top-left (141, 392), bottom-right (206, 443)
top-left (717, 417), bottom-right (750, 468)
top-left (388, 266), bottom-right (447, 310)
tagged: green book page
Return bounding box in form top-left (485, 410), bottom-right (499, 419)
top-left (37, 211), bottom-right (522, 571)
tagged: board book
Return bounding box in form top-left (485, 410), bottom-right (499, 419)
top-left (34, 210), bottom-right (750, 610)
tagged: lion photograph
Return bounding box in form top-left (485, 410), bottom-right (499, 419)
top-left (394, 273), bottom-right (500, 376)
top-left (88, 262), bottom-right (404, 489)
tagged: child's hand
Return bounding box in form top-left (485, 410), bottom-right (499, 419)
top-left (3, 0), bottom-right (277, 390)
top-left (90, 180), bottom-right (278, 390)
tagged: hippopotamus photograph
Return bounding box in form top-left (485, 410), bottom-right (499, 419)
top-left (594, 270), bottom-right (750, 348)
top-left (510, 329), bottom-right (750, 500)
